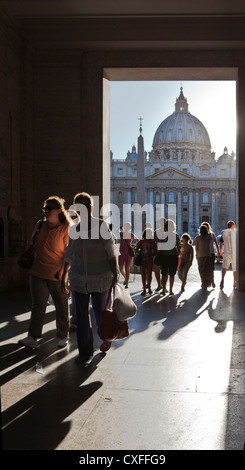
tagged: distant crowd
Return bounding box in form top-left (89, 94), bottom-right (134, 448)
top-left (115, 217), bottom-right (236, 297)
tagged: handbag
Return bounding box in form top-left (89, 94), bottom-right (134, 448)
top-left (134, 250), bottom-right (144, 266)
top-left (17, 220), bottom-right (43, 269)
top-left (134, 241), bottom-right (144, 266)
top-left (124, 237), bottom-right (134, 257)
top-left (100, 286), bottom-right (130, 341)
top-left (128, 244), bottom-right (135, 257)
top-left (113, 283), bottom-right (137, 321)
top-left (153, 251), bottom-right (163, 267)
top-left (17, 245), bottom-right (35, 269)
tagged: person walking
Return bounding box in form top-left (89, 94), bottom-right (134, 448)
top-left (195, 224), bottom-right (213, 290)
top-left (153, 218), bottom-right (166, 291)
top-left (219, 220), bottom-right (237, 289)
top-left (177, 233), bottom-right (194, 292)
top-left (62, 192), bottom-right (118, 364)
top-left (19, 196), bottom-right (71, 349)
top-left (201, 221), bottom-right (220, 287)
top-left (136, 227), bottom-right (157, 296)
top-left (118, 223), bottom-right (138, 288)
top-left (159, 219), bottom-right (180, 296)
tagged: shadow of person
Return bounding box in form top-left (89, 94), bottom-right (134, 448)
top-left (157, 288), bottom-right (211, 341)
top-left (0, 324), bottom-right (74, 387)
top-left (206, 289), bottom-right (234, 333)
top-left (2, 352), bottom-right (104, 450)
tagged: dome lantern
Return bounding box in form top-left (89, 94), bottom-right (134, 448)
top-left (175, 86), bottom-right (189, 113)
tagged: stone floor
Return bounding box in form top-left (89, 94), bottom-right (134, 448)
top-left (1, 260), bottom-right (245, 454)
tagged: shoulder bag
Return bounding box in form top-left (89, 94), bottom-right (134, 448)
top-left (100, 286), bottom-right (130, 342)
top-left (17, 220), bottom-right (43, 269)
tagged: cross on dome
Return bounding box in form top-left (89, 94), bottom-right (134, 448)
top-left (138, 116), bottom-right (143, 134)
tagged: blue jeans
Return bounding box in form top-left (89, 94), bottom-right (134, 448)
top-left (70, 292), bottom-right (77, 325)
top-left (73, 290), bottom-right (109, 356)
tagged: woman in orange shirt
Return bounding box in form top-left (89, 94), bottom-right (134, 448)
top-left (19, 196), bottom-right (71, 349)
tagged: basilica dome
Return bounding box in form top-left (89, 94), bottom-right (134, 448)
top-left (152, 88), bottom-right (211, 150)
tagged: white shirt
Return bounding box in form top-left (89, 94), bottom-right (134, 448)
top-left (222, 228), bottom-right (236, 256)
top-left (64, 218), bottom-right (116, 293)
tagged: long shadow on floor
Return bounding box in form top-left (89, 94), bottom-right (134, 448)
top-left (2, 351), bottom-right (105, 450)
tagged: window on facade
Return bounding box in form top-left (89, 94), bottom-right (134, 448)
top-left (221, 169), bottom-right (226, 176)
top-left (183, 221), bottom-right (188, 232)
top-left (132, 189), bottom-right (137, 203)
top-left (169, 191), bottom-right (175, 203)
top-left (202, 192), bottom-right (208, 203)
top-left (118, 168), bottom-right (123, 175)
top-left (221, 192), bottom-right (226, 203)
top-left (155, 192), bottom-right (160, 203)
top-left (118, 191), bottom-right (123, 203)
top-left (183, 192), bottom-right (188, 203)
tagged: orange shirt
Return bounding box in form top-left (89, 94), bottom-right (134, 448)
top-left (30, 221), bottom-right (69, 281)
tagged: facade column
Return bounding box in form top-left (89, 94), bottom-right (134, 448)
top-left (211, 191), bottom-right (216, 233)
top-left (189, 190), bottom-right (194, 236)
top-left (161, 190), bottom-right (165, 218)
top-left (177, 190), bottom-right (182, 234)
top-left (147, 188), bottom-right (155, 227)
top-left (195, 190), bottom-right (199, 231)
top-left (123, 188), bottom-right (131, 225)
top-left (230, 190), bottom-right (236, 223)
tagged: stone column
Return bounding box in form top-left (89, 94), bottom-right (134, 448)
top-left (137, 133), bottom-right (145, 207)
top-left (237, 67), bottom-right (245, 290)
top-left (211, 191), bottom-right (216, 233)
top-left (123, 188), bottom-right (131, 225)
top-left (159, 190), bottom-right (165, 218)
top-left (230, 190), bottom-right (236, 223)
top-left (189, 190), bottom-right (194, 236)
top-left (147, 188), bottom-right (154, 227)
top-left (81, 54), bottom-right (109, 208)
top-left (195, 190), bottom-right (200, 231)
top-left (177, 191), bottom-right (182, 234)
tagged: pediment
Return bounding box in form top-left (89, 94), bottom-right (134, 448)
top-left (146, 166), bottom-right (194, 180)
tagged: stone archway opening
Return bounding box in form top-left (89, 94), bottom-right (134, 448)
top-left (103, 66), bottom-right (238, 282)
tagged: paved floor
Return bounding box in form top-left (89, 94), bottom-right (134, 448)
top-left (1, 260), bottom-right (245, 452)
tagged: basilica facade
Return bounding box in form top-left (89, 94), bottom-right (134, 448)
top-left (110, 88), bottom-right (236, 239)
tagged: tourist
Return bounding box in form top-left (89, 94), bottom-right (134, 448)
top-left (118, 223), bottom-right (139, 288)
top-left (195, 224), bottom-right (213, 290)
top-left (154, 217), bottom-right (167, 291)
top-left (136, 227), bottom-right (157, 296)
top-left (201, 221), bottom-right (220, 287)
top-left (177, 233), bottom-right (194, 292)
top-left (159, 219), bottom-right (180, 296)
top-left (62, 192), bottom-right (118, 364)
top-left (219, 220), bottom-right (237, 289)
top-left (19, 196), bottom-right (71, 349)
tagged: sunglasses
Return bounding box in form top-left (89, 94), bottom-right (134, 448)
top-left (42, 206), bottom-right (57, 212)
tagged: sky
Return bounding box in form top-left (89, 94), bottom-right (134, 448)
top-left (110, 80), bottom-right (236, 160)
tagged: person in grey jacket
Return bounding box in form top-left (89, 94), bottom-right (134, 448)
top-left (62, 192), bottom-right (118, 364)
